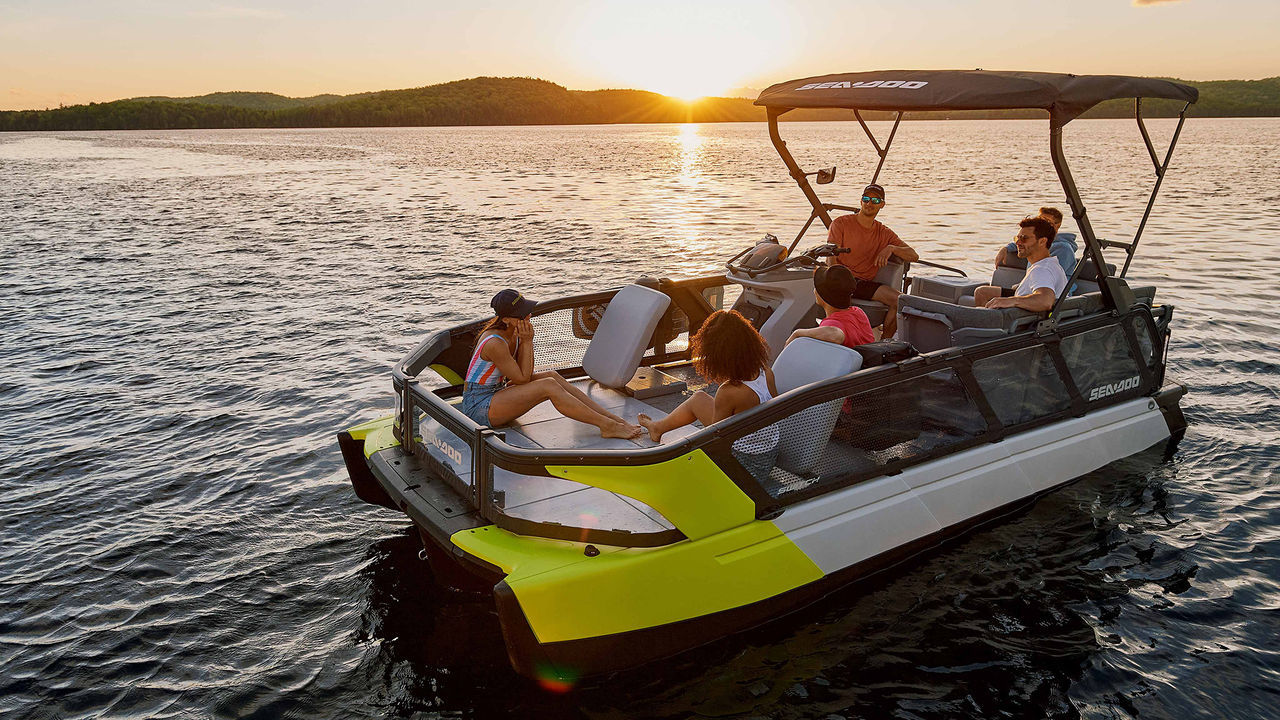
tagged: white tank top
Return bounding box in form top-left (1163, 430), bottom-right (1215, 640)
top-left (732, 369), bottom-right (780, 454)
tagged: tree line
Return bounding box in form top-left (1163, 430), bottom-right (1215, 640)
top-left (3, 76), bottom-right (1278, 132)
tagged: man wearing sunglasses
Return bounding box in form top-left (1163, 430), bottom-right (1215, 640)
top-left (825, 183), bottom-right (918, 339)
top-left (973, 216), bottom-right (1068, 311)
top-left (994, 206), bottom-right (1078, 276)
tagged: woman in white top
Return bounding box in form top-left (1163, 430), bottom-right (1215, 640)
top-left (639, 310), bottom-right (780, 482)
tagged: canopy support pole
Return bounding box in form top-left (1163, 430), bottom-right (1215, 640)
top-left (1136, 99), bottom-right (1162, 174)
top-left (854, 110), bottom-right (903, 185)
top-left (1047, 118), bottom-right (1123, 323)
top-left (1123, 101), bottom-right (1190, 278)
top-left (768, 107), bottom-right (832, 228)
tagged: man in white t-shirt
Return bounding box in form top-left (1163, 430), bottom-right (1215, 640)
top-left (973, 217), bottom-right (1068, 312)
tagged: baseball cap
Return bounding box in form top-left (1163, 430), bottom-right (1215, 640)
top-left (491, 289), bottom-right (537, 318)
top-left (813, 264), bottom-right (856, 309)
top-left (863, 183), bottom-right (886, 198)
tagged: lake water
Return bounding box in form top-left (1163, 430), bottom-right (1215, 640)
top-left (2, 119), bottom-right (1278, 719)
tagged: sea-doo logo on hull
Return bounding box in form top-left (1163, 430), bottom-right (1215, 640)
top-left (796, 80), bottom-right (929, 91)
top-left (430, 435), bottom-right (463, 466)
top-left (1088, 376), bottom-right (1141, 401)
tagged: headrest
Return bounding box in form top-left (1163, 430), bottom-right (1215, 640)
top-left (1077, 260), bottom-right (1117, 281)
top-left (772, 337), bottom-right (864, 395)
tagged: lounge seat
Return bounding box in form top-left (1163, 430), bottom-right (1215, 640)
top-left (899, 283), bottom-right (1157, 353)
top-left (771, 338), bottom-right (864, 477)
top-left (581, 284), bottom-right (671, 388)
top-left (909, 274), bottom-right (984, 305)
top-left (897, 295), bottom-right (1042, 353)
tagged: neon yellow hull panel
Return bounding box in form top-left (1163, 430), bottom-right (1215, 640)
top-left (452, 520), bottom-right (823, 644)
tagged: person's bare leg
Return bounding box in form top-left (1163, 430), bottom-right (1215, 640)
top-left (638, 390), bottom-right (714, 442)
top-left (489, 378), bottom-right (641, 438)
top-left (873, 285), bottom-right (902, 340)
top-left (531, 370), bottom-right (626, 424)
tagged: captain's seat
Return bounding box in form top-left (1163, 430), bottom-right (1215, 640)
top-left (849, 257), bottom-right (907, 329)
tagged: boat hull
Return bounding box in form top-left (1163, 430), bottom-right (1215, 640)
top-left (342, 387), bottom-right (1186, 681)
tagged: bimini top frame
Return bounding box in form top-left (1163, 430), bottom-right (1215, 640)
top-left (754, 69), bottom-right (1198, 319)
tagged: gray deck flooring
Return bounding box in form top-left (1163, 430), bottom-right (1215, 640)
top-left (486, 374), bottom-right (702, 534)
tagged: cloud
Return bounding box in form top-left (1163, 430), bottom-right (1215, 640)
top-left (189, 5), bottom-right (286, 20)
top-left (1133, 0), bottom-right (1184, 6)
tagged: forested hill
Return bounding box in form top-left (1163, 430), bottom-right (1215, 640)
top-left (127, 91), bottom-right (360, 111)
top-left (3, 75), bottom-right (1278, 132)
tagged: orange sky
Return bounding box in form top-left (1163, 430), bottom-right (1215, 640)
top-left (3, 0), bottom-right (1277, 111)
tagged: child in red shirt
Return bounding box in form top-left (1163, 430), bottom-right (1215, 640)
top-left (785, 264), bottom-right (875, 349)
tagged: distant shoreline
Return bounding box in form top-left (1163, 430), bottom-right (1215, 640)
top-left (4, 75), bottom-right (1278, 132)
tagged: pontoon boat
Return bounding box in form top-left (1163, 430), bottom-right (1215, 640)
top-left (338, 70), bottom-right (1195, 682)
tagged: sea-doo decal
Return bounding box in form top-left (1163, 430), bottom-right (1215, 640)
top-left (430, 435), bottom-right (464, 465)
top-left (1088, 375), bottom-right (1141, 401)
top-left (795, 80), bottom-right (928, 91)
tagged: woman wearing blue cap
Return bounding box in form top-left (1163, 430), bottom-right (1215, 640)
top-left (459, 289), bottom-right (643, 438)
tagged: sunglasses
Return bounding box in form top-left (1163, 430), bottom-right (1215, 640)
top-left (861, 196), bottom-right (884, 205)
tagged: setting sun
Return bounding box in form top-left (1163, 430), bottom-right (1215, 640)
top-left (568, 1), bottom-right (797, 99)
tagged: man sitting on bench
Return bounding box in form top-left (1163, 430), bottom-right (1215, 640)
top-left (994, 206), bottom-right (1077, 276)
top-left (973, 217), bottom-right (1068, 312)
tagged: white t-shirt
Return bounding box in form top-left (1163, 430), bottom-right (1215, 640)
top-left (1016, 256), bottom-right (1068, 298)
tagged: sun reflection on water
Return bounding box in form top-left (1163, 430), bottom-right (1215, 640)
top-left (662, 123), bottom-right (712, 254)
top-left (676, 123), bottom-right (704, 184)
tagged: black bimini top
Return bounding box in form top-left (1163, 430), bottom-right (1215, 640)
top-left (755, 70), bottom-right (1198, 123)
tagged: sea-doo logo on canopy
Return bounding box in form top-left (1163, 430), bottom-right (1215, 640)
top-left (796, 80), bottom-right (929, 91)
top-left (1088, 375), bottom-right (1141, 401)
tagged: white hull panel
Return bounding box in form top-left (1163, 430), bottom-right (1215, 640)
top-left (775, 397), bottom-right (1170, 575)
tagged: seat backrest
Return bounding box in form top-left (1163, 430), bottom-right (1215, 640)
top-left (1073, 261), bottom-right (1117, 295)
top-left (873, 257), bottom-right (907, 288)
top-left (771, 338), bottom-right (864, 476)
top-left (898, 295), bottom-right (1040, 353)
top-left (991, 254), bottom-right (1027, 289)
top-left (581, 284), bottom-right (671, 388)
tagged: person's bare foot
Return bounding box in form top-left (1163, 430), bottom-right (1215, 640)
top-left (637, 413), bottom-right (664, 443)
top-left (601, 419), bottom-right (644, 440)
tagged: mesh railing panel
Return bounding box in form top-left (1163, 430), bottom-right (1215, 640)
top-left (531, 307), bottom-right (597, 372)
top-left (972, 346), bottom-right (1071, 426)
top-left (413, 407), bottom-right (474, 490)
top-left (758, 368), bottom-right (988, 500)
top-left (1127, 313), bottom-right (1158, 369)
top-left (1061, 324), bottom-right (1144, 402)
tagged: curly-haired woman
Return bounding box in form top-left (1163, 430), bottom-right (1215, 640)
top-left (638, 310), bottom-right (779, 481)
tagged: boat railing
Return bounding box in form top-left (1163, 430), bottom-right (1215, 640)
top-left (396, 286), bottom-right (1170, 549)
top-left (390, 274), bottom-right (740, 502)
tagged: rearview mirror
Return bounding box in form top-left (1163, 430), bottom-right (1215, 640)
top-left (815, 166), bottom-right (836, 184)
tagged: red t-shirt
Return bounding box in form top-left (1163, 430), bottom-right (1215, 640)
top-left (820, 308), bottom-right (874, 349)
top-left (827, 214), bottom-right (905, 281)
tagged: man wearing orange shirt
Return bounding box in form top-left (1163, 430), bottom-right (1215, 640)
top-left (825, 184), bottom-right (918, 339)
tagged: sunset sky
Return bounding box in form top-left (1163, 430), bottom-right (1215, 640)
top-left (3, 0), bottom-right (1277, 111)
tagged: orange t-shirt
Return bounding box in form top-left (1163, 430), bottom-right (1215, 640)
top-left (827, 214), bottom-right (905, 281)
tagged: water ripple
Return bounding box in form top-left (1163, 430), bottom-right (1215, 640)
top-left (2, 119), bottom-right (1278, 719)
